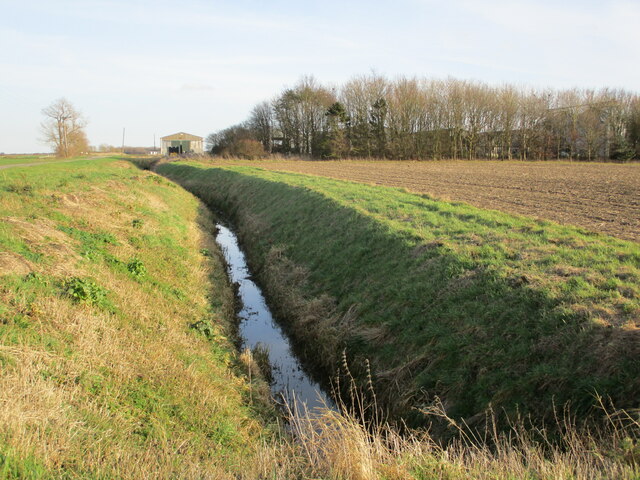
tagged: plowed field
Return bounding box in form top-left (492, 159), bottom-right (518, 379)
top-left (217, 159), bottom-right (640, 242)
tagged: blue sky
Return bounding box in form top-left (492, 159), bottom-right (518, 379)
top-left (1, 0), bottom-right (638, 153)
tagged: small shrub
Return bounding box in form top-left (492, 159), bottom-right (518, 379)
top-left (200, 248), bottom-right (211, 257)
top-left (63, 277), bottom-right (107, 305)
top-left (132, 219), bottom-right (144, 229)
top-left (223, 139), bottom-right (266, 159)
top-left (126, 258), bottom-right (146, 278)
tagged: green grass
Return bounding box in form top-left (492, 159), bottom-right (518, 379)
top-left (158, 161), bottom-right (640, 426)
top-left (0, 155), bottom-right (65, 167)
top-left (2, 157), bottom-right (638, 478)
top-left (0, 158), bottom-right (276, 478)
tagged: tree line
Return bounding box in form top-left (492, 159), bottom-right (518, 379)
top-left (207, 75), bottom-right (640, 161)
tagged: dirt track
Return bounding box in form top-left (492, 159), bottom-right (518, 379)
top-left (0, 157), bottom-right (100, 170)
top-left (218, 159), bottom-right (640, 243)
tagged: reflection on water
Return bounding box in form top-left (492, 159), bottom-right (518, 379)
top-left (215, 224), bottom-right (334, 414)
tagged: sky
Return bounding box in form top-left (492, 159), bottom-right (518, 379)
top-left (1, 0), bottom-right (639, 153)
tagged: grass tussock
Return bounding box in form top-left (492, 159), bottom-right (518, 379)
top-left (278, 396), bottom-right (640, 480)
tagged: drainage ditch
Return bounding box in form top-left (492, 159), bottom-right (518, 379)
top-left (215, 223), bottom-right (335, 414)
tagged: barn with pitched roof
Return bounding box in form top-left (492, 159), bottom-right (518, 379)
top-left (160, 132), bottom-right (204, 155)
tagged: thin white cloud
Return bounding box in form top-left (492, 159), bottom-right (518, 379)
top-left (180, 84), bottom-right (215, 92)
top-left (459, 0), bottom-right (639, 46)
top-left (29, 0), bottom-right (299, 33)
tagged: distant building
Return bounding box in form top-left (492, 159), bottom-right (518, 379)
top-left (160, 132), bottom-right (204, 155)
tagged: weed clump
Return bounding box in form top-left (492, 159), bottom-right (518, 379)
top-left (126, 258), bottom-right (146, 278)
top-left (63, 277), bottom-right (107, 305)
top-left (24, 271), bottom-right (48, 285)
top-left (5, 183), bottom-right (34, 195)
top-left (190, 319), bottom-right (215, 338)
top-left (4, 174), bottom-right (35, 195)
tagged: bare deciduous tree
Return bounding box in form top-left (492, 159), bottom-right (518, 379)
top-left (248, 101), bottom-right (274, 153)
top-left (40, 98), bottom-right (88, 158)
top-left (208, 75), bottom-right (640, 161)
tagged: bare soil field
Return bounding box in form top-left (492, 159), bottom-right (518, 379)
top-left (216, 159), bottom-right (640, 243)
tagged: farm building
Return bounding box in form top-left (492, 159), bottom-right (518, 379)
top-left (160, 132), bottom-right (204, 155)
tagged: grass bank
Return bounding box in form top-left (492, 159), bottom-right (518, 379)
top-left (157, 161), bottom-right (639, 429)
top-left (0, 158), bottom-right (279, 478)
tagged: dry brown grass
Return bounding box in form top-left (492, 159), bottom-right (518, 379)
top-left (241, 393), bottom-right (639, 480)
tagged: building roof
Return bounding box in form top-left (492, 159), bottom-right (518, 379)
top-left (160, 132), bottom-right (203, 141)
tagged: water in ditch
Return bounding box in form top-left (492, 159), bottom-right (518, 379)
top-left (215, 223), bottom-right (334, 414)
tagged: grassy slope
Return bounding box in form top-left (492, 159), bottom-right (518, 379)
top-left (0, 158), bottom-right (276, 478)
top-left (158, 161), bottom-right (640, 425)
